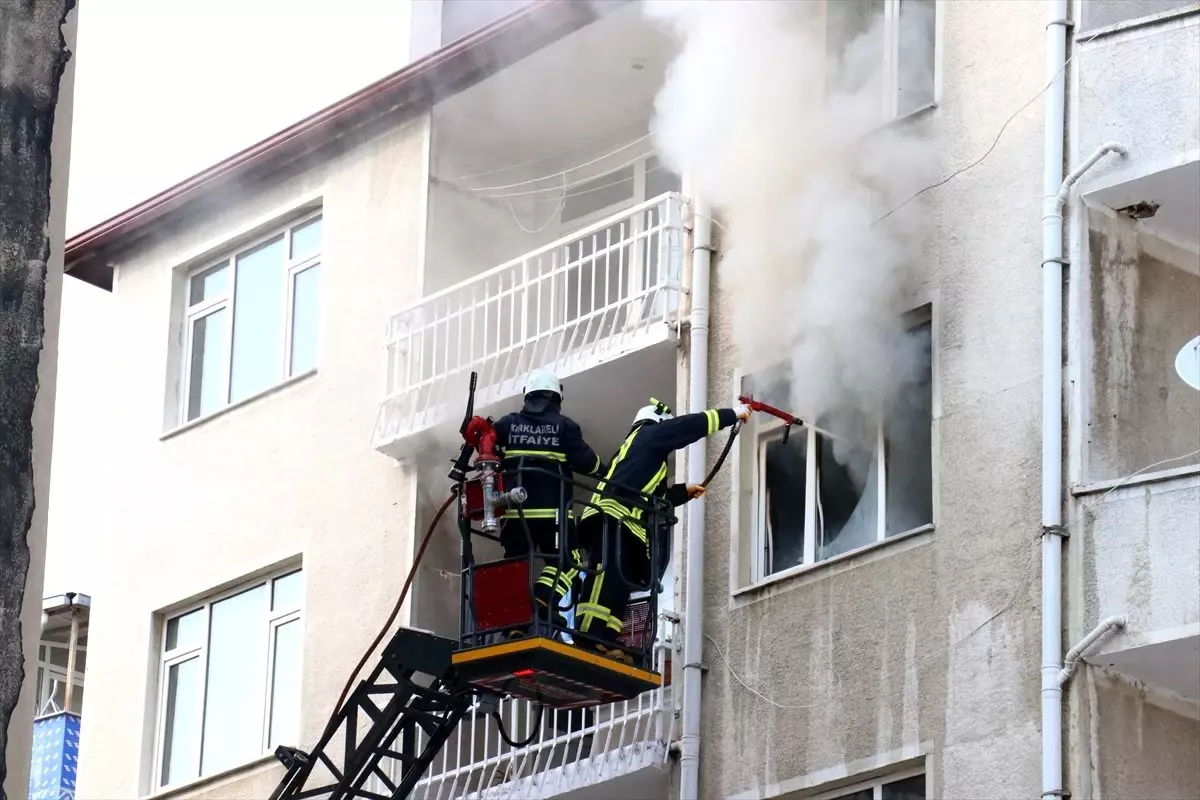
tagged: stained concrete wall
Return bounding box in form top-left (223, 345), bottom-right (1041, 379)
top-left (0, 2), bottom-right (76, 797)
top-left (695, 1), bottom-right (1049, 797)
top-left (72, 116), bottom-right (432, 799)
top-left (1072, 667), bottom-right (1200, 800)
top-left (1086, 223), bottom-right (1200, 482)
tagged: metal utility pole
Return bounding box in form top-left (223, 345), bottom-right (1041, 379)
top-left (0, 1), bottom-right (77, 796)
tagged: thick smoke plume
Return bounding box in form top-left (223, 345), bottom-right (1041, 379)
top-left (646, 0), bottom-right (936, 478)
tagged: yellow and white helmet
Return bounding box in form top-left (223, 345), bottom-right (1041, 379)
top-left (633, 397), bottom-right (673, 426)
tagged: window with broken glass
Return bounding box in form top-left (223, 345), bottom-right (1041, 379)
top-left (746, 308), bottom-right (933, 583)
top-left (181, 212), bottom-right (322, 423)
top-left (825, 0), bottom-right (937, 121)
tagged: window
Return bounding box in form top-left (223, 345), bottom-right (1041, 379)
top-left (155, 569), bottom-right (304, 788)
top-left (811, 771), bottom-right (926, 800)
top-left (745, 309), bottom-right (933, 583)
top-left (825, 0), bottom-right (937, 120)
top-left (35, 636), bottom-right (86, 717)
top-left (183, 214), bottom-right (322, 423)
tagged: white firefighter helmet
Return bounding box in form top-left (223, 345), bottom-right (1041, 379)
top-left (524, 368), bottom-right (562, 399)
top-left (633, 397), bottom-right (673, 426)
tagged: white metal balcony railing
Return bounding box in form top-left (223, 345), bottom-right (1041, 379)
top-left (388, 617), bottom-right (677, 800)
top-left (374, 194), bottom-right (685, 449)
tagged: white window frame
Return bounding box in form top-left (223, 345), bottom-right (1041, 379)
top-left (826, 0), bottom-right (941, 123)
top-left (810, 766), bottom-right (926, 800)
top-left (180, 211), bottom-right (322, 425)
top-left (153, 568), bottom-right (304, 790)
top-left (747, 311), bottom-right (933, 585)
top-left (35, 641), bottom-right (86, 718)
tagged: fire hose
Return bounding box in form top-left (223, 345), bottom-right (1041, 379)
top-left (699, 395), bottom-right (815, 489)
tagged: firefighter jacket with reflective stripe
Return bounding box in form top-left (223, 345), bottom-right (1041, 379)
top-left (581, 408), bottom-right (739, 543)
top-left (494, 395), bottom-right (604, 520)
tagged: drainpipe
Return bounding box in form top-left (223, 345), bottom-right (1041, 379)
top-left (1059, 615), bottom-right (1126, 687)
top-left (1041, 3), bottom-right (1126, 796)
top-left (680, 196), bottom-right (713, 800)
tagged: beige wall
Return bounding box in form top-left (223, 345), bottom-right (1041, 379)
top-left (73, 115), bottom-right (432, 799)
top-left (695, 1), bottom-right (1049, 797)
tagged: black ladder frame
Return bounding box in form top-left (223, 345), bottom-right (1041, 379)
top-left (270, 627), bottom-right (472, 800)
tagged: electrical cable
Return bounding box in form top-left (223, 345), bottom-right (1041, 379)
top-left (321, 492), bottom-right (457, 736)
top-left (462, 133), bottom-right (654, 193)
top-left (491, 705), bottom-right (545, 748)
top-left (454, 122), bottom-right (651, 182)
top-left (873, 28), bottom-right (1104, 225)
top-left (481, 150), bottom-right (662, 200)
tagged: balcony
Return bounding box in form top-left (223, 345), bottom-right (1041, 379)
top-left (1070, 157), bottom-right (1200, 702)
top-left (384, 621), bottom-right (676, 799)
top-left (374, 194), bottom-right (685, 457)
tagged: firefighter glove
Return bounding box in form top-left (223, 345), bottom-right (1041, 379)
top-left (687, 484), bottom-right (707, 499)
top-left (734, 403), bottom-right (752, 422)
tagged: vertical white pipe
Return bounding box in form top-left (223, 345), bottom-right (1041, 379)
top-left (1041, 2), bottom-right (1069, 796)
top-left (680, 197), bottom-right (713, 800)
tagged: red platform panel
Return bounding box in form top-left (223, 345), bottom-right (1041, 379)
top-left (473, 559), bottom-right (533, 631)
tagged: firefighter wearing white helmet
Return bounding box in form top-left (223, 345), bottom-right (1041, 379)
top-left (575, 397), bottom-right (752, 663)
top-left (493, 368), bottom-right (605, 638)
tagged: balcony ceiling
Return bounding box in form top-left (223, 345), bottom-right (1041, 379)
top-left (1089, 159), bottom-right (1200, 253)
top-left (1095, 633), bottom-right (1200, 703)
top-left (432, 1), bottom-right (676, 176)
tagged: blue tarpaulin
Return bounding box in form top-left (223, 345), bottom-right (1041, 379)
top-left (29, 712), bottom-right (80, 800)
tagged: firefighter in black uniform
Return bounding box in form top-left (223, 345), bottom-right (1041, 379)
top-left (493, 369), bottom-right (605, 637)
top-left (575, 398), bottom-right (752, 662)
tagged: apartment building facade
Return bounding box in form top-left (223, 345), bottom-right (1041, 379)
top-left (53, 1), bottom-right (1197, 799)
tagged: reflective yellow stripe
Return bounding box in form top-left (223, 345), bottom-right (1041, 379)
top-left (705, 409), bottom-right (719, 434)
top-left (502, 508), bottom-right (558, 519)
top-left (506, 449), bottom-right (567, 462)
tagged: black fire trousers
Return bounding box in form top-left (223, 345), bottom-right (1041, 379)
top-left (575, 514), bottom-right (650, 644)
top-left (499, 516), bottom-right (582, 621)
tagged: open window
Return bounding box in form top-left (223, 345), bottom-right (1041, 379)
top-left (740, 307), bottom-right (933, 586)
top-left (825, 0), bottom-right (937, 121)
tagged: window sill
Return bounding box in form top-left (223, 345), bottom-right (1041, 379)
top-left (733, 524), bottom-right (935, 599)
top-left (162, 369), bottom-right (317, 440)
top-left (144, 753), bottom-right (279, 799)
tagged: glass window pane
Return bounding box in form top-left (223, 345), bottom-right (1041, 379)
top-left (47, 644), bottom-right (69, 669)
top-left (272, 571), bottom-right (303, 612)
top-left (289, 266), bottom-right (320, 376)
top-left (762, 430), bottom-right (808, 575)
top-left (230, 235), bottom-right (286, 402)
top-left (166, 609), bottom-right (205, 652)
top-left (68, 681), bottom-right (84, 716)
top-left (645, 154), bottom-right (682, 198)
top-left (816, 433), bottom-right (878, 561)
top-left (201, 585), bottom-right (268, 776)
top-left (290, 217), bottom-right (322, 262)
top-left (886, 320), bottom-right (934, 534)
top-left (883, 774), bottom-right (926, 800)
top-left (189, 263), bottom-right (229, 306)
top-left (825, 0), bottom-right (885, 98)
top-left (832, 789), bottom-right (873, 800)
top-left (162, 657), bottom-right (202, 786)
top-left (187, 308), bottom-right (229, 421)
top-left (268, 620), bottom-right (302, 747)
top-left (897, 0), bottom-right (936, 115)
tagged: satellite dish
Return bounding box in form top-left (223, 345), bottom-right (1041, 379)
top-left (1176, 335), bottom-right (1200, 390)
